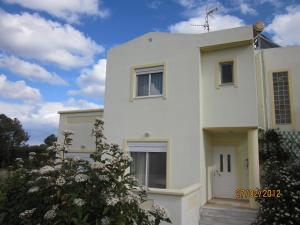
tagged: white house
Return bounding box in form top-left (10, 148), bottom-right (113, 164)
top-left (58, 24), bottom-right (300, 225)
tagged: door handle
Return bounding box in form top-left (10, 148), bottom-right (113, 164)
top-left (214, 170), bottom-right (221, 176)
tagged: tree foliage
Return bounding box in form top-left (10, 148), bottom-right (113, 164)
top-left (0, 119), bottom-right (171, 225)
top-left (0, 114), bottom-right (29, 168)
top-left (253, 129), bottom-right (300, 225)
top-left (44, 134), bottom-right (57, 146)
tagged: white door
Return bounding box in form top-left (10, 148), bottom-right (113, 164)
top-left (213, 145), bottom-right (237, 199)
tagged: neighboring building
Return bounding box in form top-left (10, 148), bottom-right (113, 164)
top-left (58, 109), bottom-right (104, 160)
top-left (58, 25), bottom-right (300, 225)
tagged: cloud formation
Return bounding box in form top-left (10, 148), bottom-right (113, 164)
top-left (0, 98), bottom-right (101, 144)
top-left (0, 10), bottom-right (104, 69)
top-left (4, 0), bottom-right (110, 23)
top-left (68, 59), bottom-right (106, 98)
top-left (266, 5), bottom-right (300, 46)
top-left (0, 74), bottom-right (41, 102)
top-left (169, 13), bottom-right (244, 33)
top-left (0, 55), bottom-right (67, 85)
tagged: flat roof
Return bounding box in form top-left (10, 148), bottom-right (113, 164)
top-left (58, 108), bottom-right (104, 114)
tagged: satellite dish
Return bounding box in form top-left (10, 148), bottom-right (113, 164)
top-left (253, 21), bottom-right (265, 33)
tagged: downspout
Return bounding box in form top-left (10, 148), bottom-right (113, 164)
top-left (260, 49), bottom-right (269, 129)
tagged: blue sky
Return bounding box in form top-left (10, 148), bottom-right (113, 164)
top-left (0, 0), bottom-right (299, 144)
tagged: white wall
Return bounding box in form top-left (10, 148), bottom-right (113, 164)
top-left (201, 45), bottom-right (259, 128)
top-left (104, 26), bottom-right (254, 190)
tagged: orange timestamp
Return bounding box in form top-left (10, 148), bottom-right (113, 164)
top-left (235, 188), bottom-right (282, 199)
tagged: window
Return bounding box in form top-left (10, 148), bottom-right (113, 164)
top-left (128, 142), bottom-right (167, 188)
top-left (272, 72), bottom-right (291, 124)
top-left (219, 154), bottom-right (223, 172)
top-left (220, 61), bottom-right (234, 84)
top-left (135, 66), bottom-right (163, 97)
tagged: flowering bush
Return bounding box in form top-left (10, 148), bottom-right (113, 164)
top-left (0, 119), bottom-right (171, 225)
top-left (253, 130), bottom-right (300, 225)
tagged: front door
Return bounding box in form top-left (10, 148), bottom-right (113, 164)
top-left (213, 145), bottom-right (237, 199)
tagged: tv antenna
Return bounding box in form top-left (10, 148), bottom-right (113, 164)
top-left (191, 6), bottom-right (218, 32)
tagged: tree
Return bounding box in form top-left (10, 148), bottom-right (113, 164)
top-left (44, 134), bottom-right (57, 146)
top-left (0, 114), bottom-right (29, 168)
top-left (253, 130), bottom-right (300, 225)
top-left (0, 119), bottom-right (171, 225)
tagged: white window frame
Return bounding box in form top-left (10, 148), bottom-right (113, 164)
top-left (220, 61), bottom-right (234, 85)
top-left (134, 65), bottom-right (164, 98)
top-left (127, 141), bottom-right (167, 188)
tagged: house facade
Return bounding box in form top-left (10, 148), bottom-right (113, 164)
top-left (58, 25), bottom-right (300, 225)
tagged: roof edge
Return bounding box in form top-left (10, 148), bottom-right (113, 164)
top-left (58, 108), bottom-right (104, 114)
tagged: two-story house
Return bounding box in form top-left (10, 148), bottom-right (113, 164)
top-left (58, 24), bottom-right (300, 225)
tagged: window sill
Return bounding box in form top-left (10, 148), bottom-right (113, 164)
top-left (133, 95), bottom-right (165, 100)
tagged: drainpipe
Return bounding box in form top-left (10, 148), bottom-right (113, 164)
top-left (260, 49), bottom-right (269, 129)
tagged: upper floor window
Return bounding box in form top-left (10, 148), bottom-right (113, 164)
top-left (272, 71), bottom-right (291, 124)
top-left (135, 66), bottom-right (163, 97)
top-left (220, 61), bottom-right (234, 84)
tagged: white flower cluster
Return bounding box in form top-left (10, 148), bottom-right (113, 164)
top-left (106, 197), bottom-right (119, 206)
top-left (19, 208), bottom-right (36, 219)
top-left (56, 176), bottom-right (66, 186)
top-left (121, 153), bottom-right (133, 162)
top-left (39, 166), bottom-right (55, 174)
top-left (123, 191), bottom-right (141, 204)
top-left (73, 198), bottom-right (85, 207)
top-left (27, 186), bottom-right (39, 193)
top-left (91, 161), bottom-right (104, 170)
top-left (29, 152), bottom-right (36, 157)
top-left (74, 174), bottom-right (89, 183)
top-left (15, 158), bottom-right (24, 164)
top-left (152, 204), bottom-right (170, 219)
top-left (44, 209), bottom-right (56, 220)
top-left (101, 217), bottom-right (110, 225)
top-left (98, 174), bottom-right (109, 181)
top-left (63, 130), bottom-right (74, 135)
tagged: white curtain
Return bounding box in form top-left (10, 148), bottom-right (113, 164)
top-left (150, 72), bottom-right (163, 95)
top-left (130, 152), bottom-right (146, 185)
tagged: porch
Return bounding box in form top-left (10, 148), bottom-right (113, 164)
top-left (203, 127), bottom-right (260, 208)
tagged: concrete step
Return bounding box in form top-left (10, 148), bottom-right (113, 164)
top-left (199, 205), bottom-right (257, 225)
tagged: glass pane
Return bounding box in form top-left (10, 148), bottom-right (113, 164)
top-left (150, 72), bottom-right (163, 95)
top-left (221, 62), bottom-right (233, 84)
top-left (272, 72), bottom-right (291, 124)
top-left (227, 154), bottom-right (231, 172)
top-left (148, 152), bottom-right (166, 188)
top-left (220, 154), bottom-right (223, 172)
top-left (130, 152), bottom-right (146, 185)
top-left (137, 74), bottom-right (149, 96)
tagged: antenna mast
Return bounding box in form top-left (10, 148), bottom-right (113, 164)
top-left (191, 6), bottom-right (218, 32)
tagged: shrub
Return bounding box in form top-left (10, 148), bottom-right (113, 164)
top-left (0, 119), bottom-right (171, 225)
top-left (253, 129), bottom-right (300, 225)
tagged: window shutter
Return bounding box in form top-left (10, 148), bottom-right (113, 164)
top-left (135, 66), bottom-right (164, 75)
top-left (127, 142), bottom-right (167, 153)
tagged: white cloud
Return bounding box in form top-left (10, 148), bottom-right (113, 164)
top-left (0, 55), bottom-right (67, 85)
top-left (239, 2), bottom-right (256, 15)
top-left (0, 98), bottom-right (101, 144)
top-left (146, 0), bottom-right (162, 9)
top-left (169, 12), bottom-right (244, 33)
top-left (4, 0), bottom-right (110, 23)
top-left (266, 5), bottom-right (300, 46)
top-left (176, 0), bottom-right (196, 8)
top-left (0, 74), bottom-right (41, 102)
top-left (0, 10), bottom-right (103, 69)
top-left (68, 59), bottom-right (106, 98)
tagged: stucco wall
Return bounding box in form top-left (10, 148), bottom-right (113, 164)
top-left (201, 45), bottom-right (259, 128)
top-left (104, 26), bottom-right (254, 190)
top-left (260, 46), bottom-right (300, 131)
